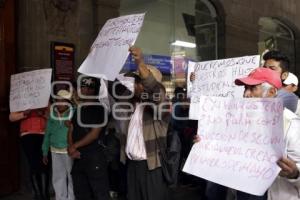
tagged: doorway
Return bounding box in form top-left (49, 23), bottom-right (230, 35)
top-left (0, 0), bottom-right (19, 196)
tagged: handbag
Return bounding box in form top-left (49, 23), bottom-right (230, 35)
top-left (153, 122), bottom-right (181, 186)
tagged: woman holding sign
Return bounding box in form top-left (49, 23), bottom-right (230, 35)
top-left (9, 108), bottom-right (50, 200)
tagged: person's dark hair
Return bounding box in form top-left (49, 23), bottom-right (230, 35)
top-left (174, 87), bottom-right (186, 95)
top-left (93, 78), bottom-right (101, 96)
top-left (80, 77), bottom-right (101, 96)
top-left (263, 50), bottom-right (290, 73)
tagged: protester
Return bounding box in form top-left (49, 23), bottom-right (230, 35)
top-left (114, 47), bottom-right (170, 200)
top-left (104, 126), bottom-right (123, 198)
top-left (192, 67), bottom-right (299, 200)
top-left (70, 81), bottom-right (81, 106)
top-left (263, 50), bottom-right (298, 112)
top-left (281, 72), bottom-right (300, 116)
top-left (68, 77), bottom-right (110, 200)
top-left (171, 87), bottom-right (198, 185)
top-left (235, 67), bottom-right (300, 200)
top-left (9, 108), bottom-right (50, 200)
top-left (42, 90), bottom-right (74, 200)
top-left (282, 72), bottom-right (298, 93)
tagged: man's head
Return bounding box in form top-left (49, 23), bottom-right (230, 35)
top-left (235, 67), bottom-right (282, 98)
top-left (131, 65), bottom-right (163, 99)
top-left (283, 72), bottom-right (298, 93)
top-left (263, 50), bottom-right (290, 81)
top-left (80, 77), bottom-right (100, 97)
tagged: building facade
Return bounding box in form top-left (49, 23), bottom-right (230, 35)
top-left (0, 0), bottom-right (299, 196)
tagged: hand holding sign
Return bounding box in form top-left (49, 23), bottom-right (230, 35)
top-left (183, 96), bottom-right (285, 196)
top-left (129, 46), bottom-right (144, 66)
top-left (187, 55), bottom-right (260, 100)
top-left (278, 157), bottom-right (299, 179)
top-left (9, 69), bottom-right (52, 112)
top-left (190, 72), bottom-right (195, 82)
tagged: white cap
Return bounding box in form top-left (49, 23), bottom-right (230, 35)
top-left (284, 72), bottom-right (298, 86)
top-left (57, 90), bottom-right (72, 100)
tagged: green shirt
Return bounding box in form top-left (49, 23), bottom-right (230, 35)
top-left (42, 108), bottom-right (73, 156)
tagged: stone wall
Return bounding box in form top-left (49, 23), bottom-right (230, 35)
top-left (17, 0), bottom-right (120, 74)
top-left (211, 0), bottom-right (300, 78)
top-left (17, 0), bottom-right (300, 88)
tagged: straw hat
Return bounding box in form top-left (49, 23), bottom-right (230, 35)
top-left (136, 65), bottom-right (162, 83)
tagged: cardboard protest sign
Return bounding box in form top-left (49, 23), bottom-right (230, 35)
top-left (183, 96), bottom-right (285, 196)
top-left (187, 55), bottom-right (260, 98)
top-left (78, 13), bottom-right (145, 81)
top-left (10, 69), bottom-right (52, 112)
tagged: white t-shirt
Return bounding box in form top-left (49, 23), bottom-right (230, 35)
top-left (125, 104), bottom-right (147, 160)
top-left (268, 109), bottom-right (300, 200)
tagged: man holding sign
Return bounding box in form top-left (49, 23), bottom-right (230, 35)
top-left (235, 68), bottom-right (300, 200)
top-left (187, 67), bottom-right (300, 200)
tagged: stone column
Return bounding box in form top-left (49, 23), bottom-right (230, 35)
top-left (94, 0), bottom-right (120, 34)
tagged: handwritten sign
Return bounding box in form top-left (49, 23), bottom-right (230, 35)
top-left (78, 13), bottom-right (145, 81)
top-left (9, 69), bottom-right (52, 112)
top-left (187, 55), bottom-right (260, 98)
top-left (183, 96), bottom-right (284, 196)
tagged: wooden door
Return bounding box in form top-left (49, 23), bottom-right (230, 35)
top-left (0, 0), bottom-right (19, 196)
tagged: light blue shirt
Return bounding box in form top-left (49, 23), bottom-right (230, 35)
top-left (277, 89), bottom-right (298, 113)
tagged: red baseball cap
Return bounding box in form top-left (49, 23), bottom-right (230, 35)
top-left (235, 67), bottom-right (282, 89)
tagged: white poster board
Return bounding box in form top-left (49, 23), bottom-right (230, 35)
top-left (10, 69), bottom-right (52, 112)
top-left (78, 13), bottom-right (145, 81)
top-left (183, 96), bottom-right (285, 196)
top-left (187, 55), bottom-right (260, 99)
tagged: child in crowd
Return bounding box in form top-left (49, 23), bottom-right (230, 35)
top-left (42, 90), bottom-right (74, 200)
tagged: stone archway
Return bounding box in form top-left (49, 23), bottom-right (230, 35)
top-left (258, 17), bottom-right (296, 72)
top-left (258, 17), bottom-right (300, 96)
top-left (195, 0), bottom-right (225, 61)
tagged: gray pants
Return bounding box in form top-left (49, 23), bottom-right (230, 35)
top-left (51, 152), bottom-right (74, 200)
